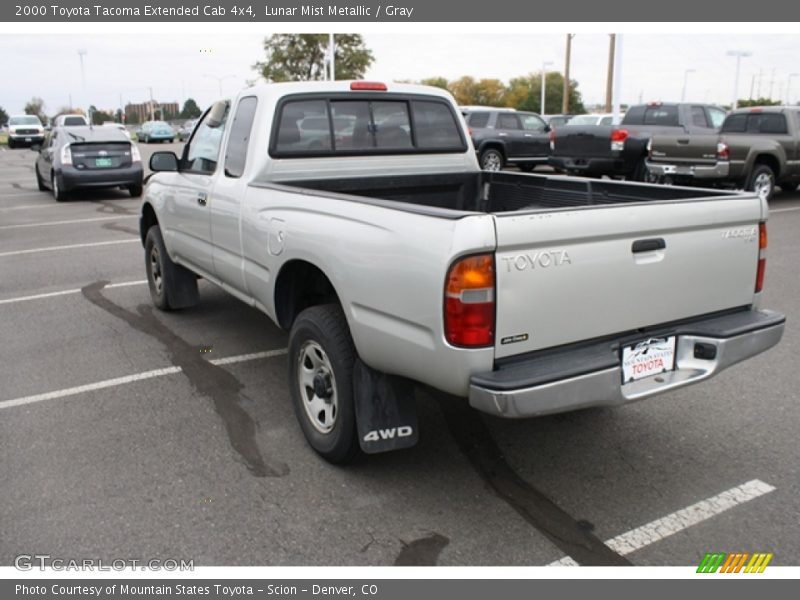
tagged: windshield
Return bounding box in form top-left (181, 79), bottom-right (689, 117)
top-left (567, 115), bottom-right (601, 126)
top-left (10, 116), bottom-right (41, 126)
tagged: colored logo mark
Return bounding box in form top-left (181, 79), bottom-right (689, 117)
top-left (697, 552), bottom-right (773, 573)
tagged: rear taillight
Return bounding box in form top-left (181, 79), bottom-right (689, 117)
top-left (755, 222), bottom-right (767, 293)
top-left (716, 141), bottom-right (730, 160)
top-left (131, 144), bottom-right (141, 163)
top-left (610, 128), bottom-right (628, 152)
top-left (444, 253), bottom-right (495, 347)
top-left (60, 144), bottom-right (72, 166)
top-left (549, 129), bottom-right (556, 151)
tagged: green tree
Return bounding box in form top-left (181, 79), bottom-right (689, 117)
top-left (420, 76), bottom-right (449, 91)
top-left (24, 97), bottom-right (48, 125)
top-left (736, 97), bottom-right (782, 108)
top-left (180, 98), bottom-right (202, 119)
top-left (0, 105), bottom-right (8, 127)
top-left (506, 72), bottom-right (585, 114)
top-left (253, 34), bottom-right (373, 82)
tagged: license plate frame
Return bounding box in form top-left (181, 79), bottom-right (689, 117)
top-left (621, 336), bottom-right (677, 383)
top-left (95, 157), bottom-right (114, 168)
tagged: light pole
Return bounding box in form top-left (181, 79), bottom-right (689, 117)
top-left (203, 73), bottom-right (235, 97)
top-left (77, 48), bottom-right (87, 110)
top-left (328, 33), bottom-right (335, 81)
top-left (787, 73), bottom-right (799, 104)
top-left (681, 69), bottom-right (696, 102)
top-left (562, 34), bottom-right (575, 114)
top-left (726, 50), bottom-right (752, 110)
top-left (540, 60), bottom-right (553, 116)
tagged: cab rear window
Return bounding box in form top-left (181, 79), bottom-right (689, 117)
top-left (622, 105), bottom-right (679, 126)
top-left (271, 94), bottom-right (467, 157)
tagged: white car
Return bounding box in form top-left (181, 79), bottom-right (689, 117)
top-left (566, 113), bottom-right (616, 126)
top-left (7, 114), bottom-right (45, 148)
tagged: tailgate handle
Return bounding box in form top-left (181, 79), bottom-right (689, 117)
top-left (632, 238), bottom-right (666, 253)
top-left (677, 138), bottom-right (691, 144)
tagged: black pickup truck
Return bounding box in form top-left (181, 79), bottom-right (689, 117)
top-left (647, 106), bottom-right (800, 201)
top-left (549, 102), bottom-right (727, 179)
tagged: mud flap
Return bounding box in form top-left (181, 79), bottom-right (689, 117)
top-left (353, 358), bottom-right (419, 454)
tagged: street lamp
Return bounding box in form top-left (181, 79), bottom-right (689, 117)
top-left (681, 69), bottom-right (696, 102)
top-left (540, 60), bottom-right (553, 116)
top-left (787, 73), bottom-right (799, 105)
top-left (203, 73), bottom-right (236, 97)
top-left (726, 50), bottom-right (752, 110)
top-left (77, 48), bottom-right (87, 110)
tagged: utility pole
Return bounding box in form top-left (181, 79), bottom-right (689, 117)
top-left (611, 34), bottom-right (623, 125)
top-left (749, 74), bottom-right (755, 100)
top-left (149, 87), bottom-right (155, 121)
top-left (540, 60), bottom-right (553, 116)
top-left (562, 34), bottom-right (574, 114)
top-left (605, 34), bottom-right (616, 113)
top-left (681, 69), bottom-right (695, 102)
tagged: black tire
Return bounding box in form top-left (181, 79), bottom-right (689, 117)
top-left (479, 148), bottom-right (504, 172)
top-left (519, 163), bottom-right (535, 172)
top-left (778, 181), bottom-right (799, 193)
top-left (747, 164), bottom-right (776, 202)
top-left (144, 225), bottom-right (199, 311)
top-left (35, 166), bottom-right (47, 191)
top-left (288, 304), bottom-right (361, 464)
top-left (51, 173), bottom-right (67, 202)
top-left (630, 157), bottom-right (653, 182)
top-left (7, 139), bottom-right (14, 149)
top-left (129, 184), bottom-right (143, 197)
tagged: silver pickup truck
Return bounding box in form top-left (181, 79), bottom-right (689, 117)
top-left (140, 81), bottom-right (785, 463)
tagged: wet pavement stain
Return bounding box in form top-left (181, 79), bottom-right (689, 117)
top-left (437, 395), bottom-right (631, 566)
top-left (394, 532), bottom-right (450, 566)
top-left (93, 199), bottom-right (137, 216)
top-left (102, 221), bottom-right (140, 237)
top-left (81, 280), bottom-right (289, 478)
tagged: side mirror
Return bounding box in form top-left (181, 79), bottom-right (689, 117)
top-left (205, 101), bottom-right (228, 128)
top-left (149, 151), bottom-right (179, 172)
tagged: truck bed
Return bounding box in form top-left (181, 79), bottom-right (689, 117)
top-left (273, 171), bottom-right (732, 216)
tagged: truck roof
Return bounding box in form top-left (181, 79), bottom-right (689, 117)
top-left (240, 80), bottom-right (456, 102)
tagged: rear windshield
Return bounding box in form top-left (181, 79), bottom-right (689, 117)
top-left (62, 116), bottom-right (86, 126)
top-left (622, 105), bottom-right (679, 126)
top-left (721, 112), bottom-right (788, 134)
top-left (271, 94), bottom-right (467, 157)
top-left (466, 112), bottom-right (490, 128)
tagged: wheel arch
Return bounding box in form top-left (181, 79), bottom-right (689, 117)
top-left (140, 202), bottom-right (159, 247)
top-left (274, 259), bottom-right (342, 331)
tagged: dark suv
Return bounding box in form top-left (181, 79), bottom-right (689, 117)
top-left (462, 108), bottom-right (551, 172)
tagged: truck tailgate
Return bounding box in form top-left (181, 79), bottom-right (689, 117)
top-left (552, 125), bottom-right (613, 157)
top-left (493, 196), bottom-right (761, 358)
top-left (650, 134), bottom-right (719, 162)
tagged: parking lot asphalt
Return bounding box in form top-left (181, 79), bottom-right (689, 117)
top-left (0, 143), bottom-right (798, 567)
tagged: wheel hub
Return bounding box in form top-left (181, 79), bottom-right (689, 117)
top-left (313, 371), bottom-right (333, 400)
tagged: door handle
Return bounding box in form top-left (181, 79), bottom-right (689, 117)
top-left (524, 133), bottom-right (533, 137)
top-left (197, 192), bottom-right (208, 206)
top-left (677, 139), bottom-right (690, 144)
top-left (632, 238), bottom-right (666, 253)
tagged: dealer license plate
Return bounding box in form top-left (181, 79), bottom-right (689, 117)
top-left (621, 336), bottom-right (676, 383)
top-left (24, 137), bottom-right (32, 142)
top-left (95, 158), bottom-right (113, 167)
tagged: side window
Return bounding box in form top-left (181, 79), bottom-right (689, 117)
top-left (411, 100), bottom-right (463, 149)
top-left (467, 112), bottom-right (490, 128)
top-left (184, 105), bottom-right (229, 173)
top-left (224, 96), bottom-right (258, 178)
top-left (690, 106), bottom-right (709, 128)
top-left (707, 108), bottom-right (726, 129)
top-left (496, 113), bottom-right (521, 129)
top-left (276, 99), bottom-right (333, 153)
top-left (520, 114), bottom-right (547, 132)
top-left (721, 114), bottom-right (747, 133)
top-left (600, 116), bottom-right (613, 126)
top-left (757, 114), bottom-right (788, 134)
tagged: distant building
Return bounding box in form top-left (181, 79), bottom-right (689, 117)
top-left (125, 100), bottom-right (179, 123)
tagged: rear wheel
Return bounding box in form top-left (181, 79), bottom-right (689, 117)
top-left (7, 139), bottom-right (15, 149)
top-left (778, 181), bottom-right (799, 192)
top-left (144, 225), bottom-right (199, 311)
top-left (480, 148), bottom-right (504, 172)
top-left (747, 164), bottom-right (776, 202)
top-left (288, 304), bottom-right (361, 464)
top-left (519, 163), bottom-right (535, 172)
top-left (51, 173), bottom-right (67, 202)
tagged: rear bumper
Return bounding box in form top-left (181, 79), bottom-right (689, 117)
top-left (59, 164), bottom-right (143, 192)
top-left (469, 309), bottom-right (785, 418)
top-left (548, 156), bottom-right (625, 176)
top-left (646, 160), bottom-right (729, 180)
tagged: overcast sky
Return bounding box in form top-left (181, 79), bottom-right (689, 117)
top-left (2, 33), bottom-right (799, 116)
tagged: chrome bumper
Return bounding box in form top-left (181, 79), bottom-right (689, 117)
top-left (469, 310), bottom-right (784, 418)
top-left (646, 160), bottom-right (729, 179)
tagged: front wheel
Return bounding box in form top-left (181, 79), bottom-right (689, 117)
top-left (129, 184), bottom-right (143, 197)
top-left (747, 164), bottom-right (776, 202)
top-left (288, 304), bottom-right (360, 464)
top-left (480, 148), bottom-right (504, 172)
top-left (36, 166), bottom-right (47, 191)
top-left (144, 225), bottom-right (199, 311)
top-left (519, 163), bottom-right (535, 172)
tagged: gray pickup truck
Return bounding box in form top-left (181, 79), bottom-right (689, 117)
top-left (647, 106), bottom-right (800, 201)
top-left (139, 81), bottom-right (784, 463)
top-left (549, 102), bottom-right (727, 180)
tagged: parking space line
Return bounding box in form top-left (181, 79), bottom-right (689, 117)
top-left (0, 215), bottom-right (138, 230)
top-left (0, 280), bottom-right (147, 306)
top-left (0, 204), bottom-right (58, 212)
top-left (0, 348), bottom-right (288, 411)
top-left (548, 479), bottom-right (776, 566)
top-left (0, 238), bottom-right (138, 258)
